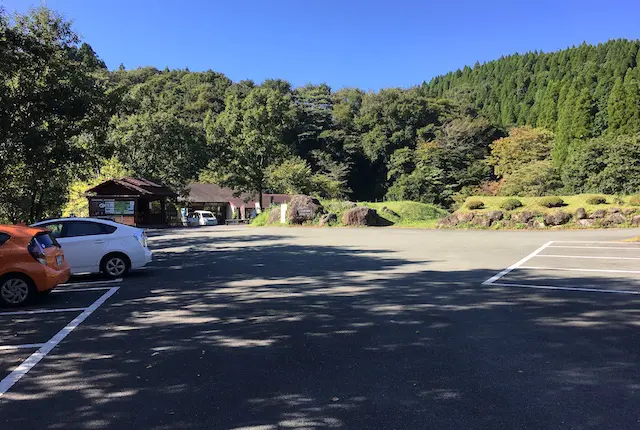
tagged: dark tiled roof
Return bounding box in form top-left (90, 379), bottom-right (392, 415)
top-left (182, 183), bottom-right (291, 207)
top-left (86, 177), bottom-right (177, 197)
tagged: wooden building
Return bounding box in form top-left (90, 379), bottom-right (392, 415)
top-left (86, 178), bottom-right (177, 227)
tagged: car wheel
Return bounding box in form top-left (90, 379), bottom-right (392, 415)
top-left (101, 254), bottom-right (129, 278)
top-left (0, 275), bottom-right (36, 307)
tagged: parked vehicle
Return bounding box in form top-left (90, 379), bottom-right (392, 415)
top-left (191, 210), bottom-right (219, 226)
top-left (0, 225), bottom-right (71, 306)
top-left (32, 218), bottom-right (152, 277)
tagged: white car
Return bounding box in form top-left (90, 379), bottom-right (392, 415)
top-left (191, 210), bottom-right (219, 226)
top-left (31, 218), bottom-right (152, 277)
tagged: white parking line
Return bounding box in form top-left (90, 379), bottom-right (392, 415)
top-left (0, 344), bottom-right (45, 352)
top-left (482, 241), bottom-right (553, 285)
top-left (52, 287), bottom-right (113, 293)
top-left (0, 287), bottom-right (119, 397)
top-left (519, 266), bottom-right (640, 274)
top-left (536, 254), bottom-right (640, 260)
top-left (58, 278), bottom-right (122, 287)
top-left (548, 245), bottom-right (640, 250)
top-left (0, 307), bottom-right (86, 316)
top-left (551, 241), bottom-right (640, 244)
top-left (490, 282), bottom-right (640, 295)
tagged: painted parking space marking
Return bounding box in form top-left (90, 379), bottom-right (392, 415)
top-left (483, 240), bottom-right (640, 295)
top-left (0, 307), bottom-right (87, 316)
top-left (536, 254), bottom-right (640, 260)
top-left (58, 278), bottom-right (122, 287)
top-left (519, 266), bottom-right (640, 274)
top-left (0, 286), bottom-right (119, 397)
top-left (0, 344), bottom-right (45, 352)
top-left (482, 241), bottom-right (553, 285)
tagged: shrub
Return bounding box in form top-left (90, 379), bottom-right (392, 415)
top-left (538, 196), bottom-right (565, 208)
top-left (585, 195), bottom-right (607, 205)
top-left (466, 200), bottom-right (485, 210)
top-left (613, 195), bottom-right (625, 205)
top-left (500, 198), bottom-right (523, 211)
top-left (630, 195), bottom-right (640, 206)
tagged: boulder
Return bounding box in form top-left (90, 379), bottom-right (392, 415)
top-left (456, 212), bottom-right (475, 223)
top-left (344, 201), bottom-right (357, 209)
top-left (319, 213), bottom-right (338, 226)
top-left (603, 213), bottom-right (627, 226)
top-left (578, 219), bottom-right (596, 227)
top-left (342, 206), bottom-right (389, 226)
top-left (527, 219), bottom-right (545, 229)
top-left (575, 207), bottom-right (587, 220)
top-left (632, 215), bottom-right (640, 226)
top-left (437, 214), bottom-right (459, 227)
top-left (472, 215), bottom-right (492, 228)
top-left (512, 211), bottom-right (536, 224)
top-left (590, 209), bottom-right (606, 219)
top-left (267, 206), bottom-right (281, 224)
top-left (607, 207), bottom-right (622, 214)
top-left (544, 210), bottom-right (571, 226)
top-left (623, 208), bottom-right (637, 216)
top-left (287, 195), bottom-right (324, 224)
top-left (487, 210), bottom-right (504, 223)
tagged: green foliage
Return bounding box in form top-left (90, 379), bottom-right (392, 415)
top-left (204, 86), bottom-right (297, 204)
top-left (538, 196), bottom-right (566, 208)
top-left (466, 200), bottom-right (485, 210)
top-left (585, 195), bottom-right (607, 205)
top-left (63, 158), bottom-right (130, 217)
top-left (0, 7), bottom-right (115, 223)
top-left (562, 134), bottom-right (640, 194)
top-left (250, 211), bottom-right (270, 226)
top-left (630, 195), bottom-right (640, 206)
top-left (500, 198), bottom-right (523, 211)
top-left (489, 126), bottom-right (555, 177)
top-left (499, 160), bottom-right (563, 196)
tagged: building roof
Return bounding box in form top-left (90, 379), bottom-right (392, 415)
top-left (86, 177), bottom-right (177, 198)
top-left (182, 183), bottom-right (291, 207)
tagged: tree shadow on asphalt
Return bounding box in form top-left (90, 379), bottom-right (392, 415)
top-left (3, 232), bottom-right (640, 429)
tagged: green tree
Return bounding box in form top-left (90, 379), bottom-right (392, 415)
top-left (109, 112), bottom-right (209, 191)
top-left (0, 7), bottom-right (114, 223)
top-left (489, 126), bottom-right (555, 177)
top-left (204, 85), bottom-right (297, 208)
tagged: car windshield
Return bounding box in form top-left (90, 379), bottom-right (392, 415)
top-left (200, 212), bottom-right (214, 218)
top-left (35, 232), bottom-right (59, 249)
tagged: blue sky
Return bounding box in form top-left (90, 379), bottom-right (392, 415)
top-left (3, 0), bottom-right (640, 90)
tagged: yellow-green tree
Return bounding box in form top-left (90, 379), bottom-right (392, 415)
top-left (489, 126), bottom-right (555, 177)
top-left (62, 158), bottom-right (130, 217)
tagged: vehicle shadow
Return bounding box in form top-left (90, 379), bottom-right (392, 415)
top-left (2, 232), bottom-right (640, 429)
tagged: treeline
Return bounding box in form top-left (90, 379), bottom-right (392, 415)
top-left (2, 7), bottom-right (640, 223)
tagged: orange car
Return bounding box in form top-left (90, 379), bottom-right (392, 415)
top-left (0, 225), bottom-right (71, 306)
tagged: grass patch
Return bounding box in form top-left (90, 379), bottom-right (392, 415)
top-left (458, 194), bottom-right (639, 214)
top-left (361, 201), bottom-right (447, 227)
top-left (249, 210), bottom-right (270, 226)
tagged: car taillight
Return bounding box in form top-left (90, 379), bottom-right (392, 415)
top-left (135, 231), bottom-right (148, 248)
top-left (28, 238), bottom-right (47, 265)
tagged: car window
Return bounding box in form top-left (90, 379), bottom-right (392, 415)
top-left (35, 232), bottom-right (59, 249)
top-left (42, 222), bottom-right (64, 238)
top-left (0, 232), bottom-right (9, 246)
top-left (100, 224), bottom-right (117, 234)
top-left (64, 221), bottom-right (106, 237)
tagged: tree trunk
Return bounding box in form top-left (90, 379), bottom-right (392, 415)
top-left (258, 189), bottom-right (263, 214)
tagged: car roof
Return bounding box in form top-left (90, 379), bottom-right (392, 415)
top-left (195, 210), bottom-right (213, 213)
top-left (32, 217), bottom-right (124, 228)
top-left (0, 224), bottom-right (46, 238)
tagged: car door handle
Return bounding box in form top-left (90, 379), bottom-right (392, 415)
top-left (94, 240), bottom-right (106, 244)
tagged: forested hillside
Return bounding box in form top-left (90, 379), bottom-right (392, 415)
top-left (426, 39), bottom-right (640, 163)
top-left (2, 7), bottom-right (640, 224)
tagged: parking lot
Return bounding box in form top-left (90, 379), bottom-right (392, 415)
top-left (2, 226), bottom-right (640, 429)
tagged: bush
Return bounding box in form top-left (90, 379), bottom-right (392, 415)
top-left (630, 195), bottom-right (640, 206)
top-left (466, 200), bottom-right (485, 210)
top-left (500, 198), bottom-right (523, 211)
top-left (538, 196), bottom-right (565, 208)
top-left (585, 195), bottom-right (607, 205)
top-left (613, 195), bottom-right (625, 205)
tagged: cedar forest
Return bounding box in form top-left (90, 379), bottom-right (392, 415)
top-left (2, 7), bottom-right (640, 223)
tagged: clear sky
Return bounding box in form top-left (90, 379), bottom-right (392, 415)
top-left (3, 0), bottom-right (640, 90)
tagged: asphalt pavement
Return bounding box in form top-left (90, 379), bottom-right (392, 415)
top-left (2, 226), bottom-right (640, 429)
